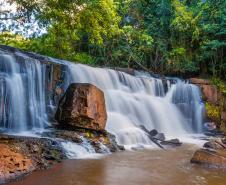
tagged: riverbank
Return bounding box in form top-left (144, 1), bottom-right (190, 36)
top-left (7, 143), bottom-right (226, 185)
top-left (0, 129), bottom-right (123, 184)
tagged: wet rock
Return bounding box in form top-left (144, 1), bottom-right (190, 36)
top-left (43, 129), bottom-right (124, 153)
top-left (191, 148), bottom-right (226, 168)
top-left (149, 129), bottom-right (158, 137)
top-left (204, 141), bottom-right (225, 150)
top-left (153, 133), bottom-right (165, 141)
top-left (106, 132), bottom-right (125, 152)
top-left (139, 125), bottom-right (150, 134)
top-left (55, 83), bottom-right (107, 131)
top-left (160, 139), bottom-right (182, 146)
top-left (203, 139), bottom-right (226, 150)
top-left (43, 130), bottom-right (83, 144)
top-left (204, 122), bottom-right (217, 131)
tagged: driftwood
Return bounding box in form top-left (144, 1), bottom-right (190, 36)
top-left (147, 135), bottom-right (165, 149)
top-left (139, 125), bottom-right (164, 149)
top-left (139, 125), bottom-right (182, 149)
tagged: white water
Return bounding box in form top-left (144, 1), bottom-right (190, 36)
top-left (69, 64), bottom-right (205, 147)
top-left (0, 50), bottom-right (205, 155)
top-left (61, 137), bottom-right (109, 159)
top-left (0, 53), bottom-right (47, 131)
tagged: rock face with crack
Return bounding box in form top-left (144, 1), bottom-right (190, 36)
top-left (55, 83), bottom-right (107, 131)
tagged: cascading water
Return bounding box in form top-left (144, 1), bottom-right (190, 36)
top-left (0, 54), bottom-right (27, 131)
top-left (68, 64), bottom-right (205, 147)
top-left (166, 81), bottom-right (205, 133)
top-left (0, 47), bottom-right (205, 150)
top-left (0, 51), bottom-right (48, 132)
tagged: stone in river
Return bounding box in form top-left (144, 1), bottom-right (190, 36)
top-left (55, 83), bottom-right (107, 131)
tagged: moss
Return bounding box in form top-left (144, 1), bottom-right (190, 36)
top-left (211, 78), bottom-right (226, 97)
top-left (85, 131), bottom-right (94, 138)
top-left (205, 78), bottom-right (226, 133)
top-left (205, 102), bottom-right (221, 123)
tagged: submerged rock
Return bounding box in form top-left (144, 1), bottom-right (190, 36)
top-left (55, 83), bottom-right (107, 131)
top-left (160, 139), bottom-right (182, 146)
top-left (191, 148), bottom-right (226, 168)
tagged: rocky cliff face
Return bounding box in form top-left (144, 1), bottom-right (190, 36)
top-left (190, 78), bottom-right (226, 169)
top-left (190, 78), bottom-right (226, 132)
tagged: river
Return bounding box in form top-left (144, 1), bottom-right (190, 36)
top-left (9, 144), bottom-right (226, 185)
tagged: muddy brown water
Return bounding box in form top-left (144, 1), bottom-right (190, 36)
top-left (8, 144), bottom-right (226, 185)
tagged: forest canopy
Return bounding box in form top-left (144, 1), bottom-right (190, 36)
top-left (0, 0), bottom-right (225, 79)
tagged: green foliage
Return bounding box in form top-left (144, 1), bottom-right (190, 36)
top-left (0, 32), bottom-right (30, 49)
top-left (1, 0), bottom-right (225, 79)
top-left (211, 78), bottom-right (226, 96)
top-left (73, 53), bottom-right (96, 65)
top-left (205, 102), bottom-right (221, 122)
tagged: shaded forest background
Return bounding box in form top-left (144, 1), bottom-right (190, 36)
top-left (0, 0), bottom-right (225, 79)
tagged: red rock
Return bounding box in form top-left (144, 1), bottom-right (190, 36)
top-left (201, 85), bottom-right (218, 104)
top-left (221, 112), bottom-right (226, 122)
top-left (191, 148), bottom-right (226, 168)
top-left (0, 144), bottom-right (34, 183)
top-left (189, 78), bottom-right (210, 85)
top-left (55, 83), bottom-right (107, 131)
top-left (189, 78), bottom-right (218, 104)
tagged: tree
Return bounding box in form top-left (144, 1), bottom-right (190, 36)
top-left (199, 0), bottom-right (226, 78)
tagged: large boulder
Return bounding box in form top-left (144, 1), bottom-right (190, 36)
top-left (191, 148), bottom-right (226, 168)
top-left (55, 83), bottom-right (107, 131)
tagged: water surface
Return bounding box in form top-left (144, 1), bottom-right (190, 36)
top-left (9, 144), bottom-right (226, 185)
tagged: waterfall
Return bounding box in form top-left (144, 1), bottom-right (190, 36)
top-left (166, 81), bottom-right (205, 133)
top-left (68, 64), bottom-right (205, 146)
top-left (0, 52), bottom-right (48, 132)
top-left (0, 48), bottom-right (205, 148)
